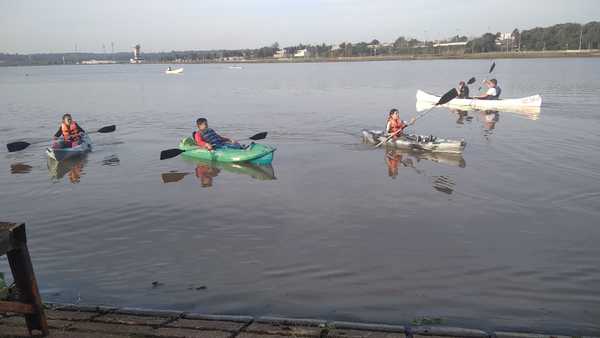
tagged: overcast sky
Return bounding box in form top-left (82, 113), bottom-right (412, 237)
top-left (1, 0), bottom-right (599, 54)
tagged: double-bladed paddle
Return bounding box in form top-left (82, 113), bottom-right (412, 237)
top-left (374, 88), bottom-right (458, 148)
top-left (160, 131), bottom-right (268, 160)
top-left (478, 61), bottom-right (496, 91)
top-left (6, 125), bottom-right (117, 152)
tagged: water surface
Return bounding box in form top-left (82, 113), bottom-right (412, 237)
top-left (1, 59), bottom-right (599, 335)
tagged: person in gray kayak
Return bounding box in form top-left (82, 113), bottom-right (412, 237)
top-left (475, 79), bottom-right (502, 100)
top-left (457, 81), bottom-right (470, 99)
top-left (193, 118), bottom-right (242, 150)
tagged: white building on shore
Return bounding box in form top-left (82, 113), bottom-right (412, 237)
top-left (274, 49), bottom-right (288, 58)
top-left (294, 49), bottom-right (311, 58)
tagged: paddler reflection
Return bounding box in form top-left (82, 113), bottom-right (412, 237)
top-left (384, 148), bottom-right (465, 177)
top-left (383, 149), bottom-right (463, 195)
top-left (481, 110), bottom-right (500, 134)
top-left (161, 158), bottom-right (276, 187)
top-left (385, 149), bottom-right (417, 178)
top-left (195, 163), bottom-right (220, 187)
top-left (47, 156), bottom-right (87, 183)
top-left (451, 109), bottom-right (473, 125)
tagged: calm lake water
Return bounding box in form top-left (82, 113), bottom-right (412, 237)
top-left (1, 59), bottom-right (600, 335)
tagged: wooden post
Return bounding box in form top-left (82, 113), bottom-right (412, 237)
top-left (0, 222), bottom-right (49, 336)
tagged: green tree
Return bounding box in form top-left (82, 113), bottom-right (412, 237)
top-left (466, 33), bottom-right (499, 53)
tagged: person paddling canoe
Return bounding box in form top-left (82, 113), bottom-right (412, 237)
top-left (475, 79), bottom-right (502, 100)
top-left (386, 109), bottom-right (416, 139)
top-left (457, 81), bottom-right (470, 99)
top-left (193, 118), bottom-right (242, 150)
top-left (52, 113), bottom-right (85, 148)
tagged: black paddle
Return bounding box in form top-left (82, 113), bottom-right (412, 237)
top-left (160, 131), bottom-right (268, 160)
top-left (478, 61), bottom-right (496, 91)
top-left (467, 77), bottom-right (476, 85)
top-left (6, 125), bottom-right (117, 152)
top-left (374, 88), bottom-right (457, 148)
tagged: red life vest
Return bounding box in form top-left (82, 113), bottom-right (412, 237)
top-left (61, 121), bottom-right (80, 142)
top-left (193, 131), bottom-right (209, 148)
top-left (387, 117), bottom-right (406, 135)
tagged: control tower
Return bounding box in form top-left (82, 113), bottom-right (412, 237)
top-left (130, 44), bottom-right (143, 64)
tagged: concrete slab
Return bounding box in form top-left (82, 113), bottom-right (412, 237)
top-left (93, 312), bottom-right (171, 326)
top-left (46, 309), bottom-right (97, 321)
top-left (67, 321), bottom-right (157, 335)
top-left (245, 322), bottom-right (325, 337)
top-left (156, 327), bottom-right (232, 338)
top-left (166, 317), bottom-right (246, 331)
top-left (328, 328), bottom-right (407, 338)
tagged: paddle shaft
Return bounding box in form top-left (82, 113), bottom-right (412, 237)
top-left (374, 88), bottom-right (458, 148)
top-left (6, 125), bottom-right (116, 152)
top-left (478, 61), bottom-right (496, 92)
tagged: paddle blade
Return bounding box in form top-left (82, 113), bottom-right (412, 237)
top-left (160, 148), bottom-right (184, 160)
top-left (489, 62), bottom-right (496, 73)
top-left (161, 172), bottom-right (189, 183)
top-left (97, 125), bottom-right (116, 133)
top-left (467, 77), bottom-right (476, 85)
top-left (436, 88), bottom-right (458, 106)
top-left (6, 141), bottom-right (31, 153)
top-left (249, 132), bottom-right (267, 141)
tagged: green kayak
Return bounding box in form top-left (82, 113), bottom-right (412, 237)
top-left (178, 137), bottom-right (275, 164)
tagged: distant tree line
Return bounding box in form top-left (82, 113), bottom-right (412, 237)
top-left (466, 21), bottom-right (600, 53)
top-left (1, 21), bottom-right (599, 66)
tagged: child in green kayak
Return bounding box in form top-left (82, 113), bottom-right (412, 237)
top-left (193, 118), bottom-right (242, 150)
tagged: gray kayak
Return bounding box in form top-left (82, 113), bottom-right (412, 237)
top-left (46, 133), bottom-right (92, 161)
top-left (362, 129), bottom-right (466, 153)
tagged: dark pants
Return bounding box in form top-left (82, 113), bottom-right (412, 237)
top-left (217, 143), bottom-right (243, 150)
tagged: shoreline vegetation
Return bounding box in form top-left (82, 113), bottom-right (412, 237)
top-left (1, 21), bottom-right (599, 67)
top-left (1, 50), bottom-right (599, 68)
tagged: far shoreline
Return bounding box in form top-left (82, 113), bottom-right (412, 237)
top-left (1, 50), bottom-right (599, 67)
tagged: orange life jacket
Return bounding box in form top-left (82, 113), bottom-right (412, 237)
top-left (387, 117), bottom-right (406, 135)
top-left (193, 131), bottom-right (209, 148)
top-left (61, 121), bottom-right (80, 142)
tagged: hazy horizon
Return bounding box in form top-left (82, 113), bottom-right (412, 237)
top-left (1, 0), bottom-right (599, 54)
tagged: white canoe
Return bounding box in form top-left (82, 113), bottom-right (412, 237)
top-left (416, 90), bottom-right (541, 119)
top-left (362, 129), bottom-right (465, 154)
top-left (46, 133), bottom-right (92, 161)
top-left (165, 67), bottom-right (184, 74)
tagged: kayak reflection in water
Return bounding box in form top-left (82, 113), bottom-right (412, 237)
top-left (452, 109), bottom-right (473, 125)
top-left (382, 149), bottom-right (462, 195)
top-left (385, 149), bottom-right (417, 178)
top-left (383, 148), bottom-right (466, 178)
top-left (195, 163), bottom-right (220, 188)
top-left (47, 156), bottom-right (86, 184)
top-left (161, 160), bottom-right (276, 185)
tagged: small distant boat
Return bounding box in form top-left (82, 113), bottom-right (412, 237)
top-left (165, 67), bottom-right (184, 74)
top-left (416, 90), bottom-right (541, 119)
top-left (228, 65), bottom-right (243, 69)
